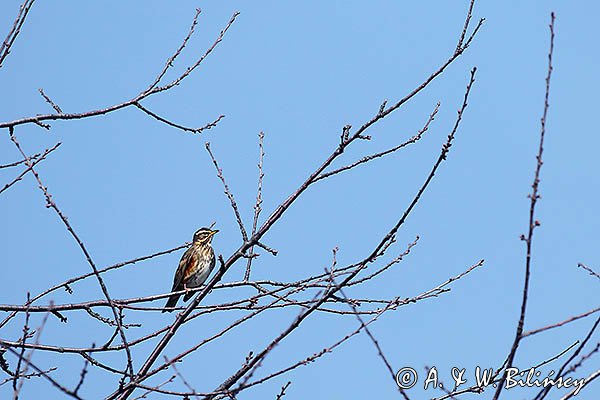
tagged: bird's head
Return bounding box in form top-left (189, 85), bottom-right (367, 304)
top-left (192, 227), bottom-right (219, 244)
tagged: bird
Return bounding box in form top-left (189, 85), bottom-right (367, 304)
top-left (163, 227), bottom-right (218, 312)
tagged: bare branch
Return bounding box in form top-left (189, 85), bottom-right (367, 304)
top-left (73, 347), bottom-right (91, 396)
top-left (3, 344), bottom-right (81, 399)
top-left (316, 102), bottom-right (440, 182)
top-left (577, 263), bottom-right (600, 281)
top-left (165, 356), bottom-right (201, 400)
top-left (532, 316), bottom-right (600, 400)
top-left (0, 152), bottom-right (41, 169)
top-left (0, 11), bottom-right (239, 131)
top-left (38, 88), bottom-right (62, 113)
top-left (148, 12), bottom-right (240, 95)
top-left (523, 306), bottom-right (600, 338)
top-left (559, 369), bottom-right (600, 400)
top-left (337, 286), bottom-right (408, 399)
top-left (205, 142), bottom-right (248, 241)
top-left (245, 131), bottom-right (266, 280)
top-left (563, 342), bottom-right (599, 376)
top-left (275, 381), bottom-right (291, 400)
top-left (492, 13), bottom-right (555, 399)
top-left (135, 102), bottom-right (224, 134)
top-left (0, 143), bottom-right (61, 196)
top-left (147, 8), bottom-right (202, 91)
top-left (0, 0), bottom-right (36, 69)
top-left (12, 293), bottom-right (31, 397)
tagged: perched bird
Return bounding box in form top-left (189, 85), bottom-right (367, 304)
top-left (163, 227), bottom-right (218, 312)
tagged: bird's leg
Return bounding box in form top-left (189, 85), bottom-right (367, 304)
top-left (183, 283), bottom-right (191, 297)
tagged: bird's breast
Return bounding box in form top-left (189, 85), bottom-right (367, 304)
top-left (184, 246), bottom-right (215, 288)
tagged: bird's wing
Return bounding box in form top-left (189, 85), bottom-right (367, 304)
top-left (171, 247), bottom-right (195, 291)
top-left (183, 250), bottom-right (199, 281)
top-left (209, 251), bottom-right (216, 273)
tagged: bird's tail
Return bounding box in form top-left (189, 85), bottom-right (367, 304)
top-left (183, 290), bottom-right (196, 302)
top-left (162, 294), bottom-right (181, 313)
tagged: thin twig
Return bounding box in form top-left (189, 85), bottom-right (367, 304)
top-left (0, 152), bottom-right (41, 169)
top-left (275, 381), bottom-right (291, 400)
top-left (73, 345), bottom-right (92, 395)
top-left (337, 285), bottom-right (408, 399)
top-left (245, 131), bottom-right (266, 280)
top-left (0, 143), bottom-right (61, 196)
top-left (147, 8), bottom-right (202, 91)
top-left (38, 88), bottom-right (62, 113)
top-left (0, 11), bottom-right (239, 130)
top-left (12, 293), bottom-right (31, 397)
top-left (533, 316), bottom-right (600, 400)
top-left (0, 0), bottom-right (36, 69)
top-left (492, 13), bottom-right (555, 399)
top-left (135, 102), bottom-right (224, 134)
top-left (316, 103), bottom-right (440, 182)
top-left (205, 142), bottom-right (248, 241)
top-left (559, 369), bottom-right (600, 400)
top-left (577, 263), bottom-right (600, 281)
top-left (3, 347), bottom-right (81, 399)
top-left (165, 356), bottom-right (201, 400)
top-left (523, 306), bottom-right (600, 338)
top-left (563, 342), bottom-right (599, 376)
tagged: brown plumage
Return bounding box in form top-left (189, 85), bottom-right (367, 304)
top-left (163, 227), bottom-right (218, 312)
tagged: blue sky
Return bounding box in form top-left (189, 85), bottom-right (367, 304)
top-left (1, 1), bottom-right (598, 399)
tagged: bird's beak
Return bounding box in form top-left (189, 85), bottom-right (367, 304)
top-left (211, 229), bottom-right (219, 235)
